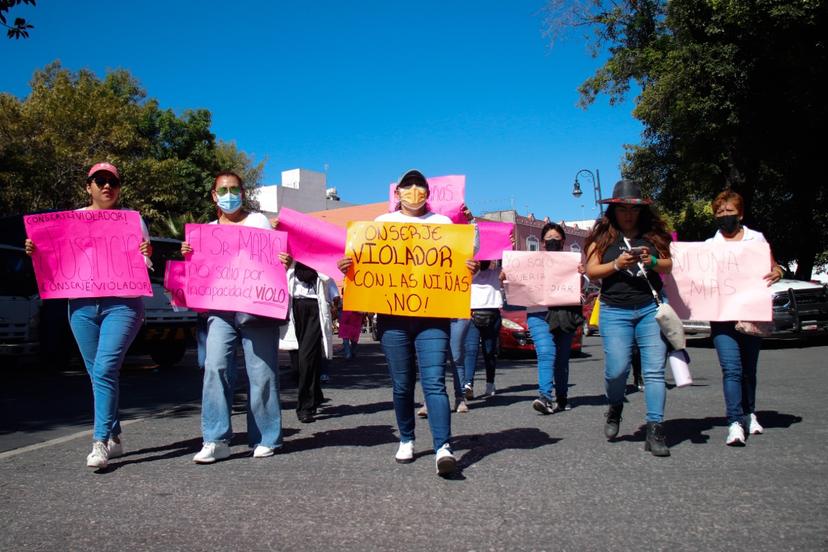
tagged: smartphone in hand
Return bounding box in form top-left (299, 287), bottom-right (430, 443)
top-left (626, 246), bottom-right (648, 260)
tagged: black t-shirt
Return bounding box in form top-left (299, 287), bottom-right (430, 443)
top-left (599, 234), bottom-right (663, 307)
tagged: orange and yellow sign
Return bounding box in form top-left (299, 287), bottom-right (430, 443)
top-left (343, 221), bottom-right (475, 318)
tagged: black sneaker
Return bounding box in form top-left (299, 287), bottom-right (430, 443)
top-left (553, 396), bottom-right (569, 413)
top-left (532, 396), bottom-right (555, 415)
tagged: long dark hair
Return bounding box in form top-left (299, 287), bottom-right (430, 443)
top-left (585, 204), bottom-right (672, 261)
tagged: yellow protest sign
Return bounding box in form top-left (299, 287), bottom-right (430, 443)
top-left (343, 221), bottom-right (475, 318)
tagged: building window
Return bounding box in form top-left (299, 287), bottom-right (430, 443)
top-left (526, 236), bottom-right (539, 251)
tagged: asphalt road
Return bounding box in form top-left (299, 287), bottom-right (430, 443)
top-left (1, 335), bottom-right (827, 551)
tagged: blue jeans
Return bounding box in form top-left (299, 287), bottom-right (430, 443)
top-left (448, 318), bottom-right (470, 396)
top-left (342, 338), bottom-right (357, 360)
top-left (711, 321), bottom-right (762, 424)
top-left (599, 301), bottom-right (667, 422)
top-left (69, 297), bottom-right (144, 442)
top-left (202, 312), bottom-right (282, 448)
top-left (462, 312), bottom-right (501, 386)
top-left (379, 315), bottom-right (451, 452)
top-left (526, 311), bottom-right (573, 400)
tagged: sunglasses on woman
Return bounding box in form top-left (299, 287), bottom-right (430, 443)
top-left (215, 186), bottom-right (241, 196)
top-left (90, 175), bottom-right (121, 188)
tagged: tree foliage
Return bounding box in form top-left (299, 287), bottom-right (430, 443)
top-left (0, 0), bottom-right (35, 39)
top-left (549, 0), bottom-right (827, 278)
top-left (0, 62), bottom-right (265, 236)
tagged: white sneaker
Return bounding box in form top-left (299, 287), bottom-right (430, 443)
top-left (748, 413), bottom-right (764, 435)
top-left (86, 441), bottom-right (109, 469)
top-left (435, 443), bottom-right (457, 475)
top-left (455, 399), bottom-right (469, 413)
top-left (726, 422), bottom-right (746, 446)
top-left (484, 383), bottom-right (496, 397)
top-left (253, 445), bottom-right (276, 458)
top-left (193, 441), bottom-right (231, 464)
top-left (395, 440), bottom-right (414, 464)
top-left (107, 436), bottom-right (123, 459)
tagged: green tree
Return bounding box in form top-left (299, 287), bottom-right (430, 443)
top-left (549, 0), bottom-right (827, 278)
top-left (1, 0), bottom-right (35, 39)
top-left (0, 61), bottom-right (266, 237)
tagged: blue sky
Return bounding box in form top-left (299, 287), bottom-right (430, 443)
top-left (1, 1), bottom-right (643, 222)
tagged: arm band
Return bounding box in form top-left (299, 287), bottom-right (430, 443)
top-left (649, 255), bottom-right (658, 269)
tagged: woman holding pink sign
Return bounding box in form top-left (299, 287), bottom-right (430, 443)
top-left (527, 223), bottom-right (580, 415)
top-left (25, 162), bottom-right (153, 469)
top-left (707, 190), bottom-right (783, 447)
top-left (585, 180), bottom-right (674, 457)
top-left (181, 171), bottom-right (290, 464)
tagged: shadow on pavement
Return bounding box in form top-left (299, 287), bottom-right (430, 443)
top-left (454, 427), bottom-right (560, 472)
top-left (282, 424), bottom-right (399, 453)
top-left (664, 410), bottom-right (802, 447)
top-left (315, 400), bottom-right (394, 419)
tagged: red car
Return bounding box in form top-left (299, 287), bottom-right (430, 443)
top-left (498, 304), bottom-right (584, 356)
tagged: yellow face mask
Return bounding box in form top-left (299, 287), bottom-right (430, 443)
top-left (398, 186), bottom-right (428, 210)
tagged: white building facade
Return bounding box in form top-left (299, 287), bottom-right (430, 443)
top-left (253, 168), bottom-right (353, 216)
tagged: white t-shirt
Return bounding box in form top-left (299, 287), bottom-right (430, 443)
top-left (209, 211), bottom-right (271, 230)
top-left (470, 268), bottom-right (504, 309)
top-left (707, 224), bottom-right (767, 243)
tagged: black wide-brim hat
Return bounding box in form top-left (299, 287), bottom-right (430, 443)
top-left (598, 179), bottom-right (652, 205)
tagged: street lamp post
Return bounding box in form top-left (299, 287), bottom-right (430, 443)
top-left (571, 169), bottom-right (604, 217)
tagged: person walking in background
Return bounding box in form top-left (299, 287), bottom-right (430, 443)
top-left (585, 179), bottom-right (674, 457)
top-left (707, 190), bottom-right (783, 446)
top-left (278, 263), bottom-right (336, 423)
top-left (338, 169), bottom-right (479, 476)
top-left (25, 162), bottom-right (152, 469)
top-left (449, 317), bottom-right (472, 411)
top-left (528, 223), bottom-right (580, 415)
top-left (339, 309), bottom-right (363, 361)
top-left (319, 277), bottom-right (341, 383)
top-left (462, 259), bottom-right (504, 401)
top-left (181, 171), bottom-right (288, 463)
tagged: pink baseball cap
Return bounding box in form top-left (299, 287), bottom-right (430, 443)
top-left (87, 162), bottom-right (120, 181)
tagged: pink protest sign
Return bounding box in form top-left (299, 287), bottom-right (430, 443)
top-left (164, 260), bottom-right (187, 308)
top-left (23, 210), bottom-right (152, 299)
top-left (388, 175), bottom-right (466, 223)
top-left (663, 241), bottom-right (772, 321)
top-left (184, 224), bottom-right (289, 319)
top-left (502, 251), bottom-right (581, 307)
top-left (278, 207), bottom-right (347, 283)
top-left (475, 220), bottom-right (514, 260)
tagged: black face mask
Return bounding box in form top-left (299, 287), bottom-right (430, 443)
top-left (544, 238), bottom-right (564, 252)
top-left (715, 215), bottom-right (741, 235)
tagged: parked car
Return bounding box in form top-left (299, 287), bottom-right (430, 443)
top-left (581, 284), bottom-right (601, 336)
top-left (0, 245), bottom-right (40, 365)
top-left (136, 238), bottom-right (198, 366)
top-left (0, 235), bottom-right (197, 369)
top-left (679, 279), bottom-right (828, 339)
top-left (498, 303), bottom-right (584, 356)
